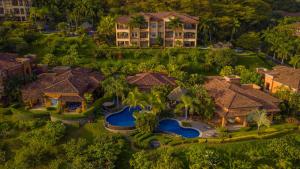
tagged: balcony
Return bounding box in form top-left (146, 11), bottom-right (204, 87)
top-left (184, 32), bottom-right (196, 39)
top-left (184, 24), bottom-right (196, 30)
top-left (117, 24), bottom-right (129, 30)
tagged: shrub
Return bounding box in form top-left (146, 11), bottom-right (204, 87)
top-left (0, 108), bottom-right (12, 115)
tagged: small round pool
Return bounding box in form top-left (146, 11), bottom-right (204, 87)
top-left (158, 119), bottom-right (200, 138)
top-left (106, 107), bottom-right (141, 128)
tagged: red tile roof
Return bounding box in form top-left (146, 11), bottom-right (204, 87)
top-left (127, 72), bottom-right (176, 91)
top-left (116, 12), bottom-right (199, 24)
top-left (204, 76), bottom-right (281, 118)
top-left (0, 53), bottom-right (22, 70)
top-left (265, 66), bottom-right (300, 91)
top-left (21, 68), bottom-right (104, 102)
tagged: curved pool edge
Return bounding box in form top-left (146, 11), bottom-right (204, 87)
top-left (158, 118), bottom-right (202, 138)
top-left (104, 106), bottom-right (137, 131)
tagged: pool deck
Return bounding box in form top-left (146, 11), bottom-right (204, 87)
top-left (177, 117), bottom-right (217, 138)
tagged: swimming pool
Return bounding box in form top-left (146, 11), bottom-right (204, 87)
top-left (106, 106), bottom-right (141, 128)
top-left (158, 119), bottom-right (200, 138)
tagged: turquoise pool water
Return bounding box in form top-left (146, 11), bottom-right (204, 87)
top-left (158, 119), bottom-right (200, 138)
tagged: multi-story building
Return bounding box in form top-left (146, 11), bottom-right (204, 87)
top-left (116, 12), bottom-right (199, 48)
top-left (0, 0), bottom-right (31, 22)
top-left (0, 53), bottom-right (33, 102)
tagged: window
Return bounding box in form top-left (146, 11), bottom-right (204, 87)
top-left (175, 32), bottom-right (182, 38)
top-left (140, 32), bottom-right (148, 38)
top-left (13, 8), bottom-right (19, 14)
top-left (0, 8), bottom-right (3, 14)
top-left (20, 8), bottom-right (24, 14)
top-left (150, 22), bottom-right (157, 29)
top-left (12, 0), bottom-right (18, 6)
top-left (18, 0), bottom-right (23, 6)
top-left (131, 32), bottom-right (138, 38)
top-left (150, 32), bottom-right (156, 38)
top-left (165, 31), bottom-right (173, 38)
top-left (184, 32), bottom-right (195, 39)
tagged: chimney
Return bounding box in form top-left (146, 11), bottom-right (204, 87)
top-left (224, 75), bottom-right (241, 85)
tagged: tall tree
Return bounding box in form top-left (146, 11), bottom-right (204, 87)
top-left (175, 95), bottom-right (197, 120)
top-left (102, 76), bottom-right (128, 107)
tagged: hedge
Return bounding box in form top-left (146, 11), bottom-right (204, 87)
top-left (197, 128), bottom-right (297, 144)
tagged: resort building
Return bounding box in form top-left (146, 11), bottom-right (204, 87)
top-left (21, 67), bottom-right (104, 113)
top-left (258, 66), bottom-right (300, 93)
top-left (116, 12), bottom-right (199, 48)
top-left (204, 76), bottom-right (281, 127)
top-left (0, 0), bottom-right (31, 21)
top-left (0, 53), bottom-right (33, 102)
top-left (127, 72), bottom-right (177, 91)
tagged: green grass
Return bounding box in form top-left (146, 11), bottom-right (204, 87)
top-left (236, 51), bottom-right (275, 70)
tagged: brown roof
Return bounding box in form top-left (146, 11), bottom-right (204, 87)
top-left (116, 12), bottom-right (198, 24)
top-left (127, 72), bottom-right (177, 91)
top-left (0, 53), bottom-right (22, 71)
top-left (204, 77), bottom-right (281, 118)
top-left (21, 68), bottom-right (104, 102)
top-left (265, 66), bottom-right (300, 91)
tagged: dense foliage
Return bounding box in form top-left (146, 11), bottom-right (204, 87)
top-left (130, 134), bottom-right (300, 169)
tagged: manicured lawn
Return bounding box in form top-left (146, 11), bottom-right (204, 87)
top-left (236, 51), bottom-right (275, 70)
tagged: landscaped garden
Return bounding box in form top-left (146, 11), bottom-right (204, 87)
top-left (1, 0), bottom-right (300, 168)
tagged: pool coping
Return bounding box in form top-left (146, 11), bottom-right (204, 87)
top-left (104, 106), bottom-right (137, 131)
top-left (158, 118), bottom-right (202, 138)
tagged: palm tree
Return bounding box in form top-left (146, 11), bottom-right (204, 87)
top-left (199, 17), bottom-right (215, 45)
top-left (168, 17), bottom-right (182, 30)
top-left (175, 95), bottom-right (197, 120)
top-left (123, 88), bottom-right (147, 110)
top-left (230, 18), bottom-right (240, 41)
top-left (289, 55), bottom-right (300, 69)
top-left (101, 76), bottom-right (128, 108)
top-left (129, 15), bottom-right (147, 28)
top-left (146, 90), bottom-right (165, 114)
top-left (247, 109), bottom-right (271, 134)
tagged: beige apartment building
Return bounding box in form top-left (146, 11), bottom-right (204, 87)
top-left (0, 0), bottom-right (31, 21)
top-left (116, 12), bottom-right (199, 48)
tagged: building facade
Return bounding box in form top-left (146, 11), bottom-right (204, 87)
top-left (0, 53), bottom-right (32, 102)
top-left (116, 12), bottom-right (198, 48)
top-left (0, 0), bottom-right (31, 21)
top-left (258, 66), bottom-right (300, 93)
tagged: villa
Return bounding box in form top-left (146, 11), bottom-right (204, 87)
top-left (116, 12), bottom-right (198, 48)
top-left (0, 53), bottom-right (33, 102)
top-left (127, 72), bottom-right (177, 91)
top-left (21, 67), bottom-right (104, 113)
top-left (258, 66), bottom-right (300, 93)
top-left (204, 76), bottom-right (281, 127)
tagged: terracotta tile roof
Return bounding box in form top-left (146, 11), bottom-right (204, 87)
top-left (265, 66), bottom-right (300, 91)
top-left (21, 68), bottom-right (104, 102)
top-left (127, 72), bottom-right (177, 91)
top-left (0, 53), bottom-right (22, 70)
top-left (116, 12), bottom-right (198, 24)
top-left (204, 76), bottom-right (281, 118)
